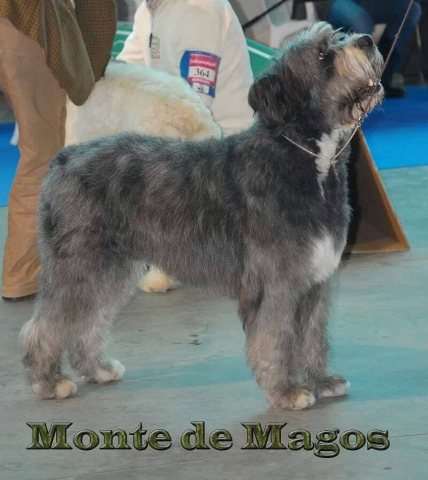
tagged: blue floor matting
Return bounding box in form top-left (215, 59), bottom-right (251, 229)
top-left (362, 86), bottom-right (428, 170)
top-left (0, 122), bottom-right (18, 207)
top-left (0, 86), bottom-right (427, 207)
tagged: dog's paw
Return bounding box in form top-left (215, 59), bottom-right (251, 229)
top-left (33, 377), bottom-right (77, 400)
top-left (139, 267), bottom-right (175, 293)
top-left (315, 375), bottom-right (350, 398)
top-left (85, 359), bottom-right (125, 384)
top-left (268, 388), bottom-right (316, 410)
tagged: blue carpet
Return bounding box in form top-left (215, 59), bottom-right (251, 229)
top-left (363, 86), bottom-right (428, 170)
top-left (0, 123), bottom-right (18, 207)
top-left (0, 87), bottom-right (426, 206)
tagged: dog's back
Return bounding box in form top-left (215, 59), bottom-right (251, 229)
top-left (40, 132), bottom-right (247, 294)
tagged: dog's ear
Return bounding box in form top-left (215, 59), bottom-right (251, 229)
top-left (248, 72), bottom-right (287, 129)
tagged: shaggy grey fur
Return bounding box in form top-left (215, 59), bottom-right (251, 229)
top-left (21, 23), bottom-right (383, 409)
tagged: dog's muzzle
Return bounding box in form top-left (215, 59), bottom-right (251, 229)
top-left (359, 79), bottom-right (382, 97)
top-left (354, 34), bottom-right (383, 98)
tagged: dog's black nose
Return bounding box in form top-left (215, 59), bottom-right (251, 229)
top-left (355, 35), bottom-right (374, 49)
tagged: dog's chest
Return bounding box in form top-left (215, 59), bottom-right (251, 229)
top-left (310, 234), bottom-right (343, 282)
top-left (315, 130), bottom-right (345, 194)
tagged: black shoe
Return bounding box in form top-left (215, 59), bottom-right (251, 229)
top-left (2, 294), bottom-right (36, 302)
top-left (384, 84), bottom-right (406, 98)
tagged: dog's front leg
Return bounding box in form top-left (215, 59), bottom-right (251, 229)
top-left (297, 280), bottom-right (350, 399)
top-left (242, 286), bottom-right (316, 410)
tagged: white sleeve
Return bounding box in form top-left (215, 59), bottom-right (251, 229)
top-left (169, 1), bottom-right (254, 134)
top-left (169, 4), bottom-right (225, 108)
top-left (116, 3), bottom-right (148, 65)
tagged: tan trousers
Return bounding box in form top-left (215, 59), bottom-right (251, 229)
top-left (0, 19), bottom-right (66, 298)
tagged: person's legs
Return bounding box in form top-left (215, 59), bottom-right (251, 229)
top-left (420, 1), bottom-right (428, 81)
top-left (359, 0), bottom-right (422, 89)
top-left (328, 0), bottom-right (374, 34)
top-left (0, 19), bottom-right (66, 299)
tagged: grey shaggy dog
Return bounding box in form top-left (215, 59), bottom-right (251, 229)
top-left (21, 23), bottom-right (384, 410)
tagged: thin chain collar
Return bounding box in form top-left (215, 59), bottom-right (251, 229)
top-left (282, 116), bottom-right (364, 173)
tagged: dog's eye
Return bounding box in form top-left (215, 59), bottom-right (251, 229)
top-left (319, 52), bottom-right (327, 60)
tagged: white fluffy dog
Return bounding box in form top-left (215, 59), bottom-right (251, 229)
top-left (66, 62), bottom-right (222, 144)
top-left (65, 61), bottom-right (221, 292)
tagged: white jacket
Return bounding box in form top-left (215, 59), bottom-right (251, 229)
top-left (117, 0), bottom-right (255, 135)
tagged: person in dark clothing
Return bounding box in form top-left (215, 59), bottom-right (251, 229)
top-left (326, 0), bottom-right (422, 97)
top-left (419, 0), bottom-right (428, 81)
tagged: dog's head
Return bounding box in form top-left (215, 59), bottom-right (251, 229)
top-left (249, 22), bottom-right (384, 134)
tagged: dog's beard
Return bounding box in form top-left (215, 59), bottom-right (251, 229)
top-left (332, 44), bottom-right (384, 125)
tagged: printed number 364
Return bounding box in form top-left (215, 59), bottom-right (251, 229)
top-left (195, 68), bottom-right (210, 78)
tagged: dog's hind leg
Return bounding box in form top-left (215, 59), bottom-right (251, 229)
top-left (297, 281), bottom-right (350, 399)
top-left (21, 255), bottom-right (138, 399)
top-left (21, 307), bottom-right (76, 400)
top-left (67, 305), bottom-right (126, 385)
top-left (240, 284), bottom-right (316, 411)
top-left (67, 261), bottom-right (140, 385)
